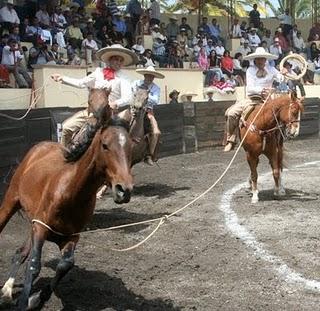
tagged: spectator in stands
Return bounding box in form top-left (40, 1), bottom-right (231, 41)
top-left (204, 50), bottom-right (223, 86)
top-left (168, 89), bottom-right (179, 104)
top-left (236, 39), bottom-right (251, 56)
top-left (142, 48), bottom-right (156, 67)
top-left (167, 40), bottom-right (183, 68)
top-left (67, 38), bottom-right (81, 65)
top-left (152, 36), bottom-right (166, 67)
top-left (200, 17), bottom-right (211, 38)
top-left (293, 31), bottom-right (306, 53)
top-left (51, 6), bottom-right (67, 30)
top-left (1, 38), bottom-right (32, 88)
top-left (215, 40), bottom-right (225, 63)
top-left (260, 40), bottom-right (269, 52)
top-left (240, 21), bottom-right (247, 37)
top-left (233, 52), bottom-right (245, 83)
top-left (8, 25), bottom-right (20, 43)
top-left (205, 38), bottom-right (215, 56)
top-left (166, 16), bottom-right (179, 41)
top-left (248, 28), bottom-right (260, 51)
top-left (220, 50), bottom-right (233, 78)
top-left (97, 25), bottom-right (111, 48)
top-left (94, 10), bottom-right (109, 32)
top-left (192, 38), bottom-right (202, 61)
top-left (275, 27), bottom-right (289, 52)
top-left (151, 24), bottom-right (164, 41)
top-left (230, 18), bottom-right (241, 38)
top-left (0, 34), bottom-right (9, 60)
top-left (108, 23), bottom-right (123, 44)
top-left (136, 12), bottom-right (150, 35)
top-left (35, 3), bottom-right (50, 29)
top-left (308, 22), bottom-right (320, 42)
top-left (82, 18), bottom-right (96, 38)
top-left (209, 18), bottom-right (223, 44)
top-left (198, 47), bottom-right (208, 70)
top-left (107, 0), bottom-right (119, 16)
top-left (149, 0), bottom-right (160, 27)
top-left (28, 38), bottom-right (52, 66)
top-left (269, 38), bottom-right (282, 65)
top-left (125, 0), bottom-right (143, 33)
top-left (47, 42), bottom-right (65, 64)
top-left (262, 29), bottom-right (273, 48)
top-left (0, 0), bottom-right (20, 35)
top-left (124, 13), bottom-right (134, 47)
top-left (308, 42), bottom-right (320, 61)
top-left (249, 4), bottom-right (260, 28)
top-left (179, 17), bottom-right (193, 40)
top-left (278, 8), bottom-right (292, 38)
top-left (82, 32), bottom-right (98, 65)
top-left (159, 22), bottom-right (166, 35)
top-left (62, 7), bottom-right (73, 25)
top-left (204, 88), bottom-right (214, 104)
top-left (24, 17), bottom-right (42, 42)
top-left (112, 12), bottom-right (126, 36)
top-left (132, 36), bottom-right (145, 55)
top-left (65, 17), bottom-right (83, 49)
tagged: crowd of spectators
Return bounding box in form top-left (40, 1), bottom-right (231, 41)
top-left (0, 0), bottom-right (320, 90)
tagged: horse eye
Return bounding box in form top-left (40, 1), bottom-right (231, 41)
top-left (102, 143), bottom-right (109, 150)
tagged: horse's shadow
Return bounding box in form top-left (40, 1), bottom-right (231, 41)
top-left (133, 183), bottom-right (190, 199)
top-left (250, 188), bottom-right (319, 202)
top-left (4, 259), bottom-right (181, 311)
top-left (86, 208), bottom-right (173, 233)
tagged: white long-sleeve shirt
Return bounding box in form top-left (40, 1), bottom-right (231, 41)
top-left (0, 6), bottom-right (20, 24)
top-left (62, 67), bottom-right (132, 107)
top-left (246, 64), bottom-right (283, 97)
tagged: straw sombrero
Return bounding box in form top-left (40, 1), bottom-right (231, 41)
top-left (180, 92), bottom-right (197, 101)
top-left (136, 66), bottom-right (165, 79)
top-left (243, 47), bottom-right (278, 61)
top-left (96, 44), bottom-right (138, 66)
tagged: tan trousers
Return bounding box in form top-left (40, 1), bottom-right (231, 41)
top-left (147, 113), bottom-right (161, 160)
top-left (61, 109), bottom-right (89, 147)
top-left (225, 99), bottom-right (252, 144)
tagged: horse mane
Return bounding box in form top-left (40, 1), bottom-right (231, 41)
top-left (64, 116), bottom-right (130, 163)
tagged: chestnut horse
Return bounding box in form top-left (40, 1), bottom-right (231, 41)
top-left (0, 91), bottom-right (133, 310)
top-left (240, 92), bottom-right (303, 203)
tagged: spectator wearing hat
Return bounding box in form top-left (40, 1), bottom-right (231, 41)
top-left (0, 0), bottom-right (20, 35)
top-left (248, 28), bottom-right (261, 51)
top-left (151, 24), bottom-right (164, 41)
top-left (179, 17), bottom-right (193, 40)
top-left (249, 4), bottom-right (260, 29)
top-left (149, 0), bottom-right (160, 27)
top-left (204, 87), bottom-right (214, 104)
top-left (180, 92), bottom-right (197, 103)
top-left (51, 44), bottom-right (138, 147)
top-left (1, 38), bottom-right (32, 88)
top-left (236, 39), bottom-right (251, 56)
top-left (133, 66), bottom-right (164, 165)
top-left (166, 16), bottom-right (179, 41)
top-left (168, 89), bottom-right (179, 104)
top-left (125, 0), bottom-right (143, 33)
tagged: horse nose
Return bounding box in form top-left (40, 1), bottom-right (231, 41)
top-left (113, 184), bottom-right (132, 204)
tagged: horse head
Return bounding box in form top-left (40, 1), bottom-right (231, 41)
top-left (130, 87), bottom-right (149, 116)
top-left (88, 87), bottom-right (112, 123)
top-left (279, 91), bottom-right (304, 138)
top-left (98, 118), bottom-right (133, 204)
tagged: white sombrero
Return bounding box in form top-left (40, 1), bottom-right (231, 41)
top-left (96, 44), bottom-right (138, 66)
top-left (136, 66), bottom-right (165, 79)
top-left (244, 47), bottom-right (278, 61)
top-left (180, 92), bottom-right (197, 101)
top-left (204, 87), bottom-right (215, 95)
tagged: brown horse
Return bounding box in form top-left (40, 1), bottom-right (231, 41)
top-left (0, 97), bottom-right (133, 309)
top-left (240, 92), bottom-right (303, 203)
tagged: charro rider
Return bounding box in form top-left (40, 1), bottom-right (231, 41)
top-left (132, 65), bottom-right (164, 166)
top-left (224, 47), bottom-right (283, 152)
top-left (51, 44), bottom-right (137, 148)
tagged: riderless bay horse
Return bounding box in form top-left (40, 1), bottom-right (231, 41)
top-left (240, 92), bottom-right (303, 203)
top-left (0, 89), bottom-right (133, 310)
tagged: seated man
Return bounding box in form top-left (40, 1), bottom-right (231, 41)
top-left (224, 47), bottom-right (282, 152)
top-left (132, 65), bottom-right (164, 165)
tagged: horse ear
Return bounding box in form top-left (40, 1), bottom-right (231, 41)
top-left (290, 90), bottom-right (297, 101)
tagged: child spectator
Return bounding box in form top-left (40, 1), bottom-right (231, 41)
top-left (81, 32), bottom-right (98, 65)
top-left (198, 47), bottom-right (208, 70)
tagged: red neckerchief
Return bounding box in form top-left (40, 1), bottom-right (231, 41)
top-left (103, 67), bottom-right (116, 81)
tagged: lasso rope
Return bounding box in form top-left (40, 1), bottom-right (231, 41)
top-left (78, 91), bottom-right (275, 252)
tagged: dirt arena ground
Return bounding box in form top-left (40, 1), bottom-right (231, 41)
top-left (1, 137), bottom-right (320, 310)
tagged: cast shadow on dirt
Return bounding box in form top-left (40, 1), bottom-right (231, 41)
top-left (133, 183), bottom-right (190, 199)
top-left (247, 188), bottom-right (319, 202)
top-left (9, 259), bottom-right (181, 311)
top-left (86, 208), bottom-right (173, 233)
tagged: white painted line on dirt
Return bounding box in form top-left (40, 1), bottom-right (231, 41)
top-left (219, 160), bottom-right (320, 292)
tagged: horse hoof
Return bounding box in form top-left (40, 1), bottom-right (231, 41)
top-left (1, 278), bottom-right (14, 301)
top-left (27, 291), bottom-right (41, 310)
top-left (251, 195), bottom-right (259, 204)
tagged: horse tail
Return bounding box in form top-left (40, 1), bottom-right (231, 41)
top-left (0, 187), bottom-right (20, 234)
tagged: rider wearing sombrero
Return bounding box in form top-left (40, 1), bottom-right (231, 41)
top-left (132, 65), bottom-right (164, 165)
top-left (51, 44), bottom-right (137, 148)
top-left (224, 47), bottom-right (284, 152)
